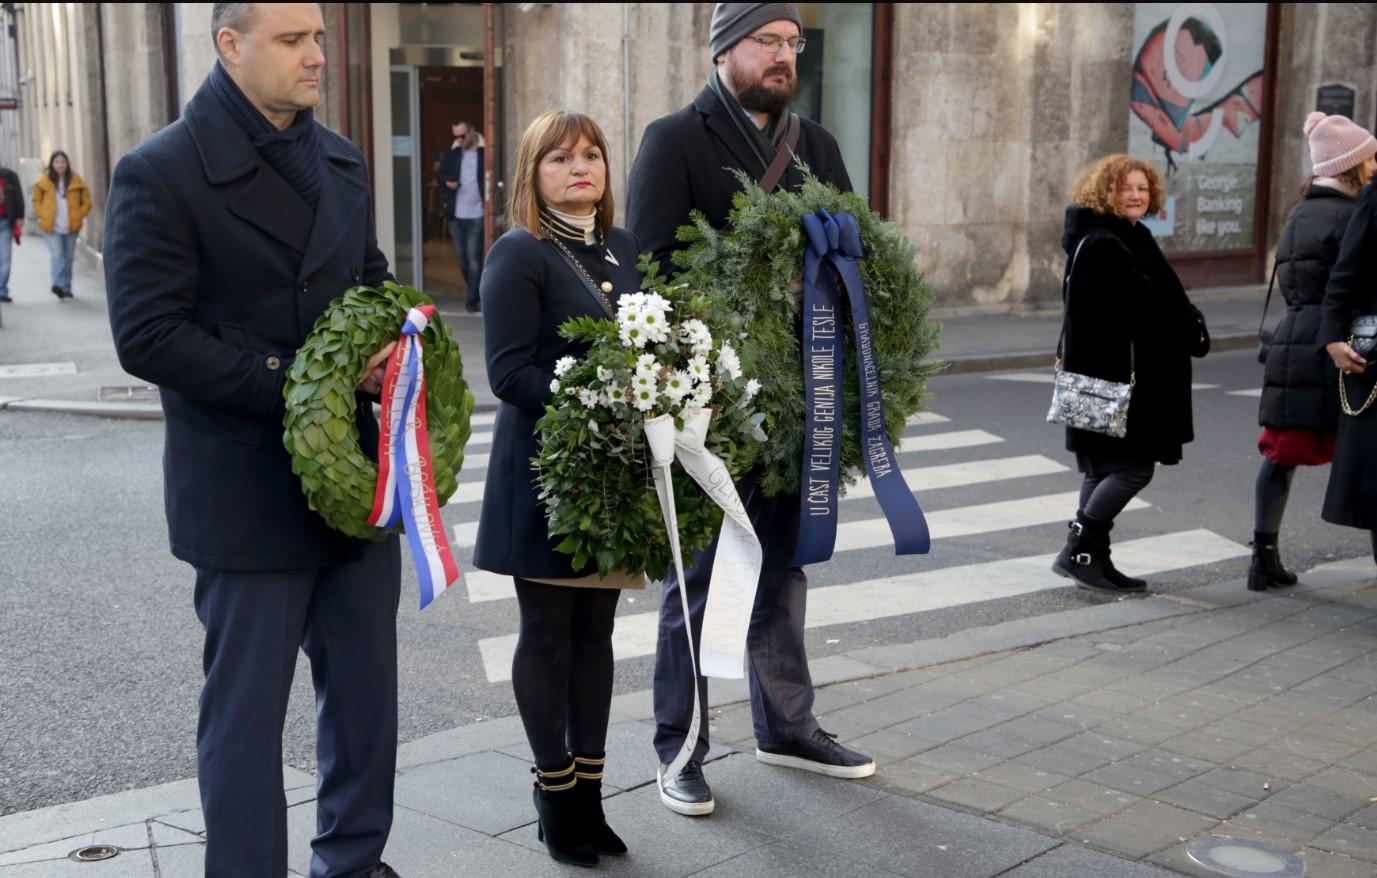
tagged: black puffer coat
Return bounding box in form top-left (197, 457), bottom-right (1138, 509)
top-left (1059, 206), bottom-right (1210, 465)
top-left (1258, 185), bottom-right (1353, 429)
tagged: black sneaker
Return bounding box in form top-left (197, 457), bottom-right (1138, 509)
top-left (756, 728), bottom-right (876, 778)
top-left (0, 294), bottom-right (10, 303)
top-left (658, 759), bottom-right (714, 816)
top-left (51, 285), bottom-right (62, 299)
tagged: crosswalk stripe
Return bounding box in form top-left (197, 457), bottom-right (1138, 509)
top-left (986, 372), bottom-right (1218, 391)
top-left (477, 528), bottom-right (1248, 681)
top-left (452, 487), bottom-right (1139, 553)
top-left (1228, 388), bottom-right (1263, 398)
top-left (472, 412), bottom-right (496, 427)
top-left (461, 455), bottom-right (1075, 600)
top-left (453, 428), bottom-right (999, 480)
top-left (468, 430), bottom-right (493, 447)
top-left (908, 412), bottom-right (950, 426)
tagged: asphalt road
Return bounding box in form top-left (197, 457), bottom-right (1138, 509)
top-left (1, 347), bottom-right (1370, 816)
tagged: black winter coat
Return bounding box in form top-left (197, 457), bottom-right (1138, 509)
top-left (472, 227), bottom-right (644, 578)
top-left (1321, 182), bottom-right (1377, 528)
top-left (105, 76), bottom-right (391, 571)
top-left (1258, 185), bottom-right (1353, 430)
top-left (0, 167), bottom-right (22, 223)
top-left (626, 83), bottom-right (853, 270)
top-left (1060, 207), bottom-right (1210, 465)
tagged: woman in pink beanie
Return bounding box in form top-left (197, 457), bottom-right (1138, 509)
top-left (1319, 113), bottom-right (1377, 567)
top-left (1252, 112), bottom-right (1377, 590)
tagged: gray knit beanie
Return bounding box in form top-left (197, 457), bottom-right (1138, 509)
top-left (709, 3), bottom-right (803, 61)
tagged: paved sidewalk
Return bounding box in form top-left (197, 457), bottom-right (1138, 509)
top-left (4, 559), bottom-right (1376, 877)
top-left (0, 232), bottom-right (1268, 419)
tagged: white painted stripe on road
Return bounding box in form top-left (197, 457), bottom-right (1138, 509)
top-left (845, 455), bottom-right (1068, 501)
top-left (464, 568), bottom-right (515, 603)
top-left (472, 412), bottom-right (496, 426)
top-left (468, 430), bottom-right (493, 447)
top-left (896, 429), bottom-right (1003, 453)
top-left (1228, 388), bottom-right (1263, 398)
top-left (477, 529), bottom-right (1248, 681)
top-left (986, 372), bottom-right (1218, 391)
top-left (453, 489), bottom-right (1133, 555)
top-left (908, 412), bottom-right (950, 426)
top-left (0, 362), bottom-right (77, 378)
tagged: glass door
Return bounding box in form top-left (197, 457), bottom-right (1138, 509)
top-left (390, 65), bottom-right (422, 288)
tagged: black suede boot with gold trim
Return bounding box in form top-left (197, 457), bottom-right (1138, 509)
top-left (574, 753), bottom-right (628, 856)
top-left (532, 762), bottom-right (598, 867)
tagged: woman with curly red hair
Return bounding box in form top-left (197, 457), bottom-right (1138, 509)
top-left (1053, 154), bottom-right (1210, 594)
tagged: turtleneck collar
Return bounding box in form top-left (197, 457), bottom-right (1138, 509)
top-left (541, 206), bottom-right (599, 245)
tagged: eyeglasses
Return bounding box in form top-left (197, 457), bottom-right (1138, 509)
top-left (746, 34), bottom-right (806, 55)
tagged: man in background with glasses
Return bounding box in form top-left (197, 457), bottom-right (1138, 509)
top-left (627, 1), bottom-right (872, 820)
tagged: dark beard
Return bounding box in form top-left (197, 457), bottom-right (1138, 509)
top-left (735, 66), bottom-right (795, 115)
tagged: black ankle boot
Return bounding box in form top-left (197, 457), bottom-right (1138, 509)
top-left (1097, 520), bottom-right (1147, 592)
top-left (1052, 514), bottom-right (1134, 594)
top-left (574, 753), bottom-right (627, 856)
top-left (533, 762), bottom-right (598, 867)
top-left (1248, 530), bottom-right (1297, 591)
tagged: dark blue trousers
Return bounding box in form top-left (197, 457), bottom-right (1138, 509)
top-left (194, 537), bottom-right (400, 878)
top-left (653, 481), bottom-right (819, 764)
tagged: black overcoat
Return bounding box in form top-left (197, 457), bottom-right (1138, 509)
top-left (626, 84), bottom-right (852, 270)
top-left (1258, 185), bottom-right (1353, 430)
top-left (472, 227), bottom-right (644, 578)
top-left (1320, 182), bottom-right (1377, 528)
top-left (1060, 207), bottom-right (1210, 466)
top-left (105, 77), bottom-right (390, 571)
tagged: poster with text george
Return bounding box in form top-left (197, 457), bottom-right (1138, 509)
top-left (1129, 3), bottom-right (1267, 253)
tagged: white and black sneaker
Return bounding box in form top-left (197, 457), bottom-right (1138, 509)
top-left (658, 760), bottom-right (714, 816)
top-left (756, 728), bottom-right (876, 778)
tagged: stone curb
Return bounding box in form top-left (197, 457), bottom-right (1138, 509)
top-left (0, 334), bottom-right (1258, 421)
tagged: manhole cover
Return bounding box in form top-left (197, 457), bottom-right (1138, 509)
top-left (68, 845), bottom-right (121, 862)
top-left (1185, 836), bottom-right (1305, 877)
top-left (98, 385), bottom-right (160, 402)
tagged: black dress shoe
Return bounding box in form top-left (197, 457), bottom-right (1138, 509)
top-left (757, 728), bottom-right (876, 778)
top-left (658, 759), bottom-right (714, 816)
top-left (0, 294), bottom-right (11, 302)
top-left (363, 864), bottom-right (401, 878)
top-left (50, 284), bottom-right (62, 298)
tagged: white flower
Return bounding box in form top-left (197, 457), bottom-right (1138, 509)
top-left (687, 355), bottom-right (711, 384)
top-left (633, 386), bottom-right (658, 412)
top-left (619, 320), bottom-right (647, 349)
top-left (691, 382), bottom-right (713, 407)
top-left (603, 383), bottom-right (625, 407)
top-left (635, 353), bottom-right (660, 375)
top-left (633, 370), bottom-right (658, 392)
top-left (596, 366), bottom-right (614, 382)
top-left (549, 378), bottom-right (561, 394)
top-left (577, 388), bottom-right (600, 409)
top-left (554, 356), bottom-right (577, 378)
top-left (664, 370), bottom-right (693, 403)
top-left (678, 319), bottom-right (713, 355)
top-left (588, 420), bottom-right (600, 434)
top-left (716, 342), bottom-right (742, 381)
top-left (744, 378), bottom-right (762, 401)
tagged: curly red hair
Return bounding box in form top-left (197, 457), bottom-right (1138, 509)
top-left (1068, 154), bottom-right (1166, 218)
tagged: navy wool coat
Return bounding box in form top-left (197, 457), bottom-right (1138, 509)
top-left (105, 76), bottom-right (391, 571)
top-left (472, 226), bottom-right (643, 579)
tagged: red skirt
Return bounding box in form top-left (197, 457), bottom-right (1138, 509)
top-left (1258, 428), bottom-right (1336, 466)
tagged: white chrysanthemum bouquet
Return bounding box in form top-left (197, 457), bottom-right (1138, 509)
top-left (534, 272), bottom-right (766, 579)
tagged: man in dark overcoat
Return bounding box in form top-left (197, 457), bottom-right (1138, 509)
top-left (104, 4), bottom-right (401, 876)
top-left (626, 2), bottom-right (874, 818)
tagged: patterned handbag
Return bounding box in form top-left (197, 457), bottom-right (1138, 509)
top-left (1046, 235), bottom-right (1135, 438)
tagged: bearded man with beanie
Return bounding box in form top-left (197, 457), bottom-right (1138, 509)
top-left (104, 4), bottom-right (401, 876)
top-left (626, 2), bottom-right (873, 818)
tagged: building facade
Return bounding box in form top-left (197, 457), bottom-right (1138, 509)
top-left (10, 3), bottom-right (1377, 311)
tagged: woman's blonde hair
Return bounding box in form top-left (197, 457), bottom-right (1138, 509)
top-left (1068, 154), bottom-right (1166, 218)
top-left (508, 110), bottom-right (614, 239)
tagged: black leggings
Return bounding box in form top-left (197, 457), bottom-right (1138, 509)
top-left (1079, 463), bottom-right (1155, 524)
top-left (1254, 459), bottom-right (1296, 534)
top-left (511, 578), bottom-right (621, 771)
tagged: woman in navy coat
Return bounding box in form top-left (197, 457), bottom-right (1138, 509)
top-left (473, 111), bottom-right (642, 866)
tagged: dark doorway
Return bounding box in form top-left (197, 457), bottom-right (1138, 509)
top-left (420, 65), bottom-right (484, 298)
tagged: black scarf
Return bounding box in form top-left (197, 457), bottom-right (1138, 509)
top-left (708, 69), bottom-right (790, 175)
top-left (208, 61), bottom-right (323, 210)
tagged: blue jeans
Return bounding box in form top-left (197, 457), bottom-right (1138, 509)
top-left (0, 219), bottom-right (11, 298)
top-left (47, 232), bottom-right (76, 292)
top-left (448, 217), bottom-right (484, 308)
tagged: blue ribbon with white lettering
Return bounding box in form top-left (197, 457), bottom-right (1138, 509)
top-left (791, 210), bottom-right (931, 565)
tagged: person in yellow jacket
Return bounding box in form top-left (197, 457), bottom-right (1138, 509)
top-left (32, 150), bottom-right (90, 299)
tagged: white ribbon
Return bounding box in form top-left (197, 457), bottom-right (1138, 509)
top-left (646, 407), bottom-right (762, 782)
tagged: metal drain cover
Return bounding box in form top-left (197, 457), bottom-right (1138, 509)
top-left (1185, 836), bottom-right (1305, 877)
top-left (68, 845), bottom-right (121, 862)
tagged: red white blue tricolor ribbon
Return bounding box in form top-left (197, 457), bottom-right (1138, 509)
top-left (367, 304), bottom-right (460, 608)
